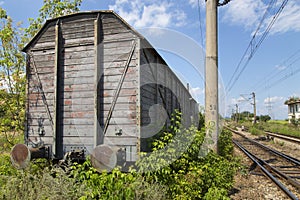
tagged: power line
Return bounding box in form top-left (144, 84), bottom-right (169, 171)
top-left (257, 64), bottom-right (300, 93)
top-left (197, 0), bottom-right (204, 48)
top-left (225, 0), bottom-right (278, 92)
top-left (251, 48), bottom-right (300, 91)
top-left (226, 0), bottom-right (289, 93)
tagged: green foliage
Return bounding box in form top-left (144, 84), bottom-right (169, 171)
top-left (259, 115), bottom-right (271, 122)
top-left (0, 1), bottom-right (82, 146)
top-left (70, 158), bottom-right (168, 200)
top-left (24, 0), bottom-right (82, 41)
top-left (0, 11), bottom-right (26, 145)
top-left (198, 111), bottom-right (205, 130)
top-left (136, 111), bottom-right (237, 199)
top-left (0, 160), bottom-right (87, 200)
top-left (218, 129), bottom-right (234, 159)
top-left (0, 111), bottom-right (237, 199)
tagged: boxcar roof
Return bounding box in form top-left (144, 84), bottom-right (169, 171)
top-left (22, 10), bottom-right (147, 52)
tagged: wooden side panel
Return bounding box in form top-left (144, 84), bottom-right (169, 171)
top-left (99, 14), bottom-right (139, 158)
top-left (26, 46), bottom-right (55, 149)
top-left (58, 17), bottom-right (96, 153)
top-left (139, 41), bottom-right (199, 152)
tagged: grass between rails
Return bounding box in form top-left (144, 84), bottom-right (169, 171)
top-left (0, 113), bottom-right (239, 200)
top-left (234, 120), bottom-right (300, 138)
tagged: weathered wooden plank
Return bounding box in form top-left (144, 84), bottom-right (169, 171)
top-left (101, 88), bottom-right (137, 98)
top-left (63, 70), bottom-right (94, 79)
top-left (62, 17), bottom-right (95, 26)
top-left (63, 126), bottom-right (95, 137)
top-left (104, 32), bottom-right (135, 42)
top-left (62, 57), bottom-right (94, 66)
top-left (32, 41), bottom-right (56, 50)
top-left (62, 118), bottom-right (94, 126)
top-left (103, 72), bottom-right (137, 83)
top-left (103, 54), bottom-right (138, 63)
top-left (63, 64), bottom-right (94, 72)
top-left (64, 83), bottom-right (95, 92)
top-left (63, 76), bottom-right (94, 85)
top-left (62, 31), bottom-right (95, 40)
top-left (103, 96), bottom-right (136, 104)
top-left (104, 66), bottom-right (136, 76)
top-left (104, 136), bottom-right (138, 146)
top-left (103, 40), bottom-right (132, 49)
top-left (62, 90), bottom-right (94, 99)
top-left (103, 109), bottom-right (136, 118)
top-left (64, 45), bottom-right (94, 53)
top-left (103, 46), bottom-right (135, 56)
top-left (61, 97), bottom-right (94, 105)
top-left (30, 53), bottom-right (55, 62)
top-left (28, 67), bottom-right (54, 74)
top-left (61, 22), bottom-right (94, 32)
top-left (105, 125), bottom-right (137, 137)
top-left (64, 37), bottom-right (94, 47)
top-left (29, 60), bottom-right (55, 68)
top-left (104, 81), bottom-right (137, 90)
top-left (62, 49), bottom-right (94, 59)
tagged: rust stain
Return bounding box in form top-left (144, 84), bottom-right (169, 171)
top-left (64, 100), bottom-right (72, 105)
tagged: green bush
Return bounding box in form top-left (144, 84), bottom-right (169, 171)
top-left (0, 159), bottom-right (86, 200)
top-left (0, 110), bottom-right (237, 200)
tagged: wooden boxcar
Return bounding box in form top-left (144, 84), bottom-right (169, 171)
top-left (22, 10), bottom-right (199, 164)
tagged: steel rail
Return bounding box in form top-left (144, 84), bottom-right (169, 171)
top-left (265, 131), bottom-right (300, 144)
top-left (226, 126), bottom-right (300, 166)
top-left (233, 139), bottom-right (299, 200)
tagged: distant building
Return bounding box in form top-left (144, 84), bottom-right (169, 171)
top-left (284, 97), bottom-right (300, 123)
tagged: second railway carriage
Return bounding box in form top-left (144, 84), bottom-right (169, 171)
top-left (21, 10), bottom-right (199, 166)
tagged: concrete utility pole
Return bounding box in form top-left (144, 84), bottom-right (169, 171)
top-left (205, 0), bottom-right (218, 152)
top-left (205, 0), bottom-right (231, 153)
top-left (252, 92), bottom-right (257, 124)
top-left (235, 104), bottom-right (238, 123)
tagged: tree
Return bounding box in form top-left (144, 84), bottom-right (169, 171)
top-left (0, 0), bottom-right (82, 145)
top-left (260, 115), bottom-right (271, 122)
top-left (0, 8), bottom-right (26, 144)
top-left (24, 0), bottom-right (82, 42)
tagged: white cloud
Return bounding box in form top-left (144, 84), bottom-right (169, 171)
top-left (188, 0), bottom-right (198, 8)
top-left (109, 0), bottom-right (186, 28)
top-left (275, 65), bottom-right (287, 71)
top-left (270, 0), bottom-right (300, 34)
top-left (222, 0), bottom-right (300, 35)
top-left (190, 87), bottom-right (204, 102)
top-left (222, 0), bottom-right (266, 29)
top-left (264, 96), bottom-right (284, 104)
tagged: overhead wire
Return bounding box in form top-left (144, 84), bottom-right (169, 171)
top-left (197, 0), bottom-right (204, 49)
top-left (225, 0), bottom-right (278, 93)
top-left (256, 56), bottom-right (300, 93)
top-left (251, 48), bottom-right (300, 91)
top-left (226, 0), bottom-right (289, 94)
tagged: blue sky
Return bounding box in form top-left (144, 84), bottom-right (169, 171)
top-left (1, 0), bottom-right (300, 120)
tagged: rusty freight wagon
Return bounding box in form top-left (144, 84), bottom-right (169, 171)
top-left (17, 10), bottom-right (199, 168)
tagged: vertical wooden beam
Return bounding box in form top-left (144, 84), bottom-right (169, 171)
top-left (94, 15), bottom-right (100, 147)
top-left (136, 38), bottom-right (141, 156)
top-left (53, 22), bottom-right (60, 158)
top-left (24, 55), bottom-right (30, 145)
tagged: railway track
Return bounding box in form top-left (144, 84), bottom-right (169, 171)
top-left (265, 131), bottom-right (300, 144)
top-left (240, 125), bottom-right (300, 144)
top-left (228, 127), bottom-right (300, 199)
